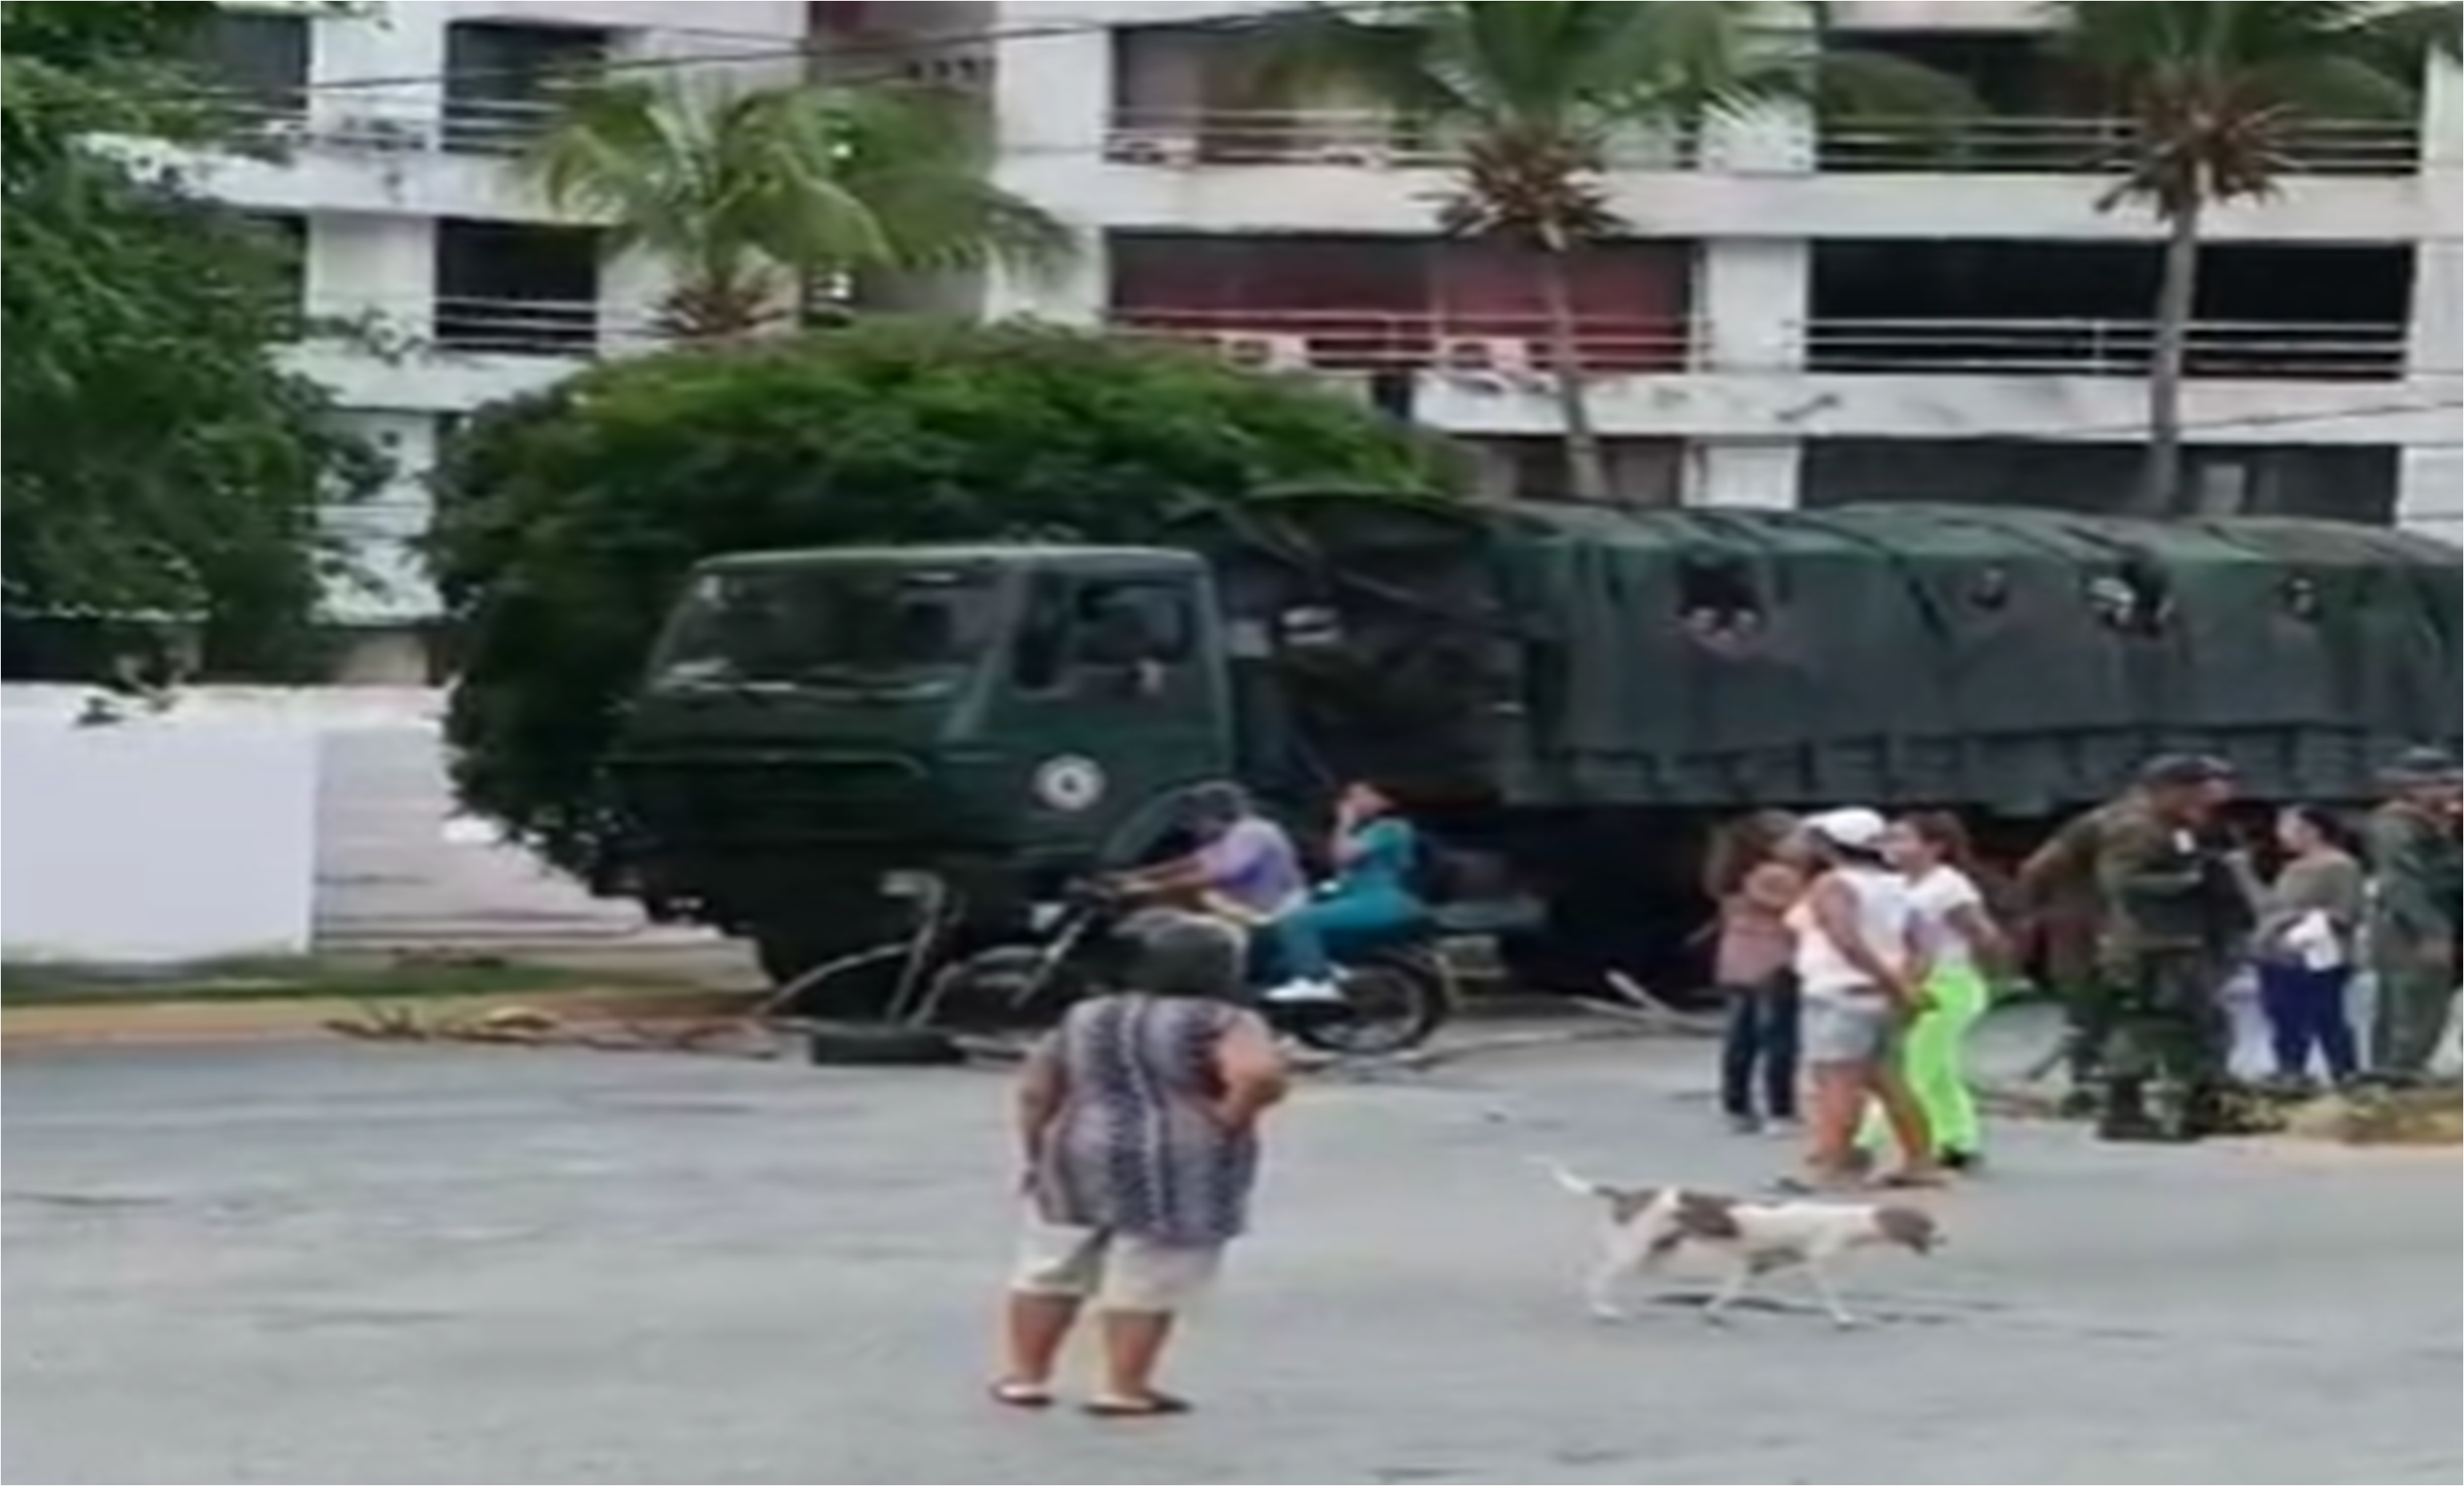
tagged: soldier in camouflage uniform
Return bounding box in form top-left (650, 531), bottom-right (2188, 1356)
top-left (2018, 789), bottom-right (2148, 1114)
top-left (2364, 748), bottom-right (2463, 1082)
top-left (2087, 755), bottom-right (2251, 1142)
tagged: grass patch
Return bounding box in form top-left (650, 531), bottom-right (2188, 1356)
top-left (2275, 1086), bottom-right (2464, 1146)
top-left (1, 953), bottom-right (694, 1009)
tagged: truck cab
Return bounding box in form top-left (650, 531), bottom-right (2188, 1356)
top-left (610, 545), bottom-right (1235, 981)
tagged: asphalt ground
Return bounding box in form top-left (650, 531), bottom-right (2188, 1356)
top-left (4, 1027), bottom-right (2458, 1486)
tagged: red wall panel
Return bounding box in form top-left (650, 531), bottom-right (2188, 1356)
top-left (1111, 233), bottom-right (1693, 372)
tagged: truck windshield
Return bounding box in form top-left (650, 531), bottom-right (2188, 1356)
top-left (648, 564), bottom-right (995, 694)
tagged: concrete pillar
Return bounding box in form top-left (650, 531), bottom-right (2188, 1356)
top-left (1691, 239), bottom-right (1811, 508)
top-left (1689, 442), bottom-right (1804, 509)
top-left (311, 5), bottom-right (448, 118)
top-left (984, 24), bottom-right (1112, 322)
top-left (2398, 58), bottom-right (2462, 540)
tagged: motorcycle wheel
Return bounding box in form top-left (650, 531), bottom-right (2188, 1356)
top-left (1289, 952), bottom-right (1450, 1058)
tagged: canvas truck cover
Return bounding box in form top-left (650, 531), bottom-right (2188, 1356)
top-left (1182, 494), bottom-right (2462, 812)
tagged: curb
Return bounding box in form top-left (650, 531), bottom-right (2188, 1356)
top-left (0, 986), bottom-right (1699, 1051)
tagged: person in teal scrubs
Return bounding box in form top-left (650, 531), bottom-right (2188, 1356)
top-left (1262, 781), bottom-right (1430, 1005)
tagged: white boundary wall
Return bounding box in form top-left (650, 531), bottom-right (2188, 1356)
top-left (0, 686), bottom-right (681, 964)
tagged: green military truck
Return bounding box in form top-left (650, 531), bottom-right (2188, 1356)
top-left (605, 493), bottom-right (2462, 1003)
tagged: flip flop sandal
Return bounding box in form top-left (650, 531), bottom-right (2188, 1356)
top-left (988, 1380), bottom-right (1055, 1409)
top-left (1872, 1170), bottom-right (1949, 1190)
top-left (1084, 1393), bottom-right (1194, 1419)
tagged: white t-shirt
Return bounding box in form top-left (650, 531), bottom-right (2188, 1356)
top-left (1788, 865), bottom-right (1918, 1002)
top-left (1905, 864), bottom-right (1987, 972)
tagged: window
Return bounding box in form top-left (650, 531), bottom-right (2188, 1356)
top-left (1011, 574), bottom-right (1198, 693)
top-left (442, 20), bottom-right (611, 154)
top-left (432, 219), bottom-right (603, 355)
top-left (1076, 581), bottom-right (1194, 665)
top-left (201, 10), bottom-right (311, 126)
top-left (650, 565), bottom-right (996, 692)
top-left (245, 213), bottom-right (309, 327)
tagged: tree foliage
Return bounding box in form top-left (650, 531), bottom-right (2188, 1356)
top-left (1270, 1), bottom-right (1978, 503)
top-left (430, 318), bottom-right (1457, 876)
top-left (2045, 0), bottom-right (2462, 512)
top-left (526, 74), bottom-right (1074, 339)
top-left (1, 0), bottom-right (384, 673)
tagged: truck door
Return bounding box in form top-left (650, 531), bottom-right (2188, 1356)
top-left (1000, 569), bottom-right (1230, 860)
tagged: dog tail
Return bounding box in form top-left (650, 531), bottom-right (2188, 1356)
top-left (1531, 1156), bottom-right (1611, 1198)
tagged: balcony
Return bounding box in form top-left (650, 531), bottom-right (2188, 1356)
top-left (1108, 308), bottom-right (1693, 376)
top-left (1100, 109), bottom-right (1695, 171)
top-left (1103, 307), bottom-right (2447, 447)
top-left (1818, 115), bottom-right (2422, 177)
top-left (1027, 109), bottom-right (2429, 243)
top-left (286, 296), bottom-right (667, 415)
top-left (1806, 318), bottom-right (2411, 381)
top-left (157, 96), bottom-right (578, 224)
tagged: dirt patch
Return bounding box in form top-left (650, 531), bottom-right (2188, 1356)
top-left (2267, 1087), bottom-right (2464, 1147)
top-left (2, 988), bottom-right (757, 1050)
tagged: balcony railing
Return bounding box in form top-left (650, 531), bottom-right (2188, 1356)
top-left (1098, 107), bottom-right (2423, 178)
top-left (214, 93), bottom-right (566, 160)
top-left (425, 295), bottom-right (606, 356)
top-left (1819, 115), bottom-right (2423, 177)
top-left (1109, 308), bottom-right (1694, 374)
top-left (1101, 109), bottom-right (1698, 170)
top-left (1108, 308), bottom-right (2414, 381)
top-left (1806, 318), bottom-right (2410, 380)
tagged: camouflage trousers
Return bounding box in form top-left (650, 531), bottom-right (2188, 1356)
top-left (2098, 953), bottom-right (2234, 1134)
top-left (2370, 948), bottom-right (2456, 1078)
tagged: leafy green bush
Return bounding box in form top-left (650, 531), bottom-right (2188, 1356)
top-left (430, 317), bottom-right (1458, 878)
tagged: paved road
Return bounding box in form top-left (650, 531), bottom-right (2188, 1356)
top-left (6, 1035), bottom-right (2458, 1486)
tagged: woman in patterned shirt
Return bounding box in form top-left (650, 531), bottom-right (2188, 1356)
top-left (993, 915), bottom-right (1290, 1418)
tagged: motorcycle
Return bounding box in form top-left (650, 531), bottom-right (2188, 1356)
top-left (909, 876), bottom-right (1457, 1057)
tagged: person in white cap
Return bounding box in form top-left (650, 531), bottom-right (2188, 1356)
top-left (1782, 807), bottom-right (1941, 1190)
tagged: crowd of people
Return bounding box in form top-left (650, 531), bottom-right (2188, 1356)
top-left (982, 746), bottom-right (2463, 1415)
top-left (1711, 747), bottom-right (2464, 1162)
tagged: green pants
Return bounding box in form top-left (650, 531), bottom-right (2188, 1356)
top-left (1858, 964), bottom-right (1993, 1157)
top-left (2371, 956), bottom-right (2456, 1076)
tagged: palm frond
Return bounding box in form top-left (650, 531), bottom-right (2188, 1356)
top-left (818, 81), bottom-right (1075, 279)
top-left (2045, 0), bottom-right (2448, 212)
top-left (523, 74), bottom-right (1074, 333)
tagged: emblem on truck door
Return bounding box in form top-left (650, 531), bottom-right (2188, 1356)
top-left (1032, 755), bottom-right (1107, 813)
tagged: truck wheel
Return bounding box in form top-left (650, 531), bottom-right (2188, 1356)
top-left (803, 1021), bottom-right (968, 1067)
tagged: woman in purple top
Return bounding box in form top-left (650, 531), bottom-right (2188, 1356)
top-left (1120, 782), bottom-right (1306, 924)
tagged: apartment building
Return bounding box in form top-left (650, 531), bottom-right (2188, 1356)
top-left (184, 2), bottom-right (810, 677)
top-left (830, 0), bottom-right (2462, 533)
top-left (181, 2), bottom-right (2458, 674)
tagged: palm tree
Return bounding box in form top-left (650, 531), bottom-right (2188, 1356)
top-left (1270, 1), bottom-right (1977, 503)
top-left (525, 74), bottom-right (1072, 340)
top-left (2046, 1), bottom-right (2461, 515)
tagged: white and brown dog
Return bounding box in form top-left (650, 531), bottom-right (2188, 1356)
top-left (1539, 1160), bottom-right (1942, 1329)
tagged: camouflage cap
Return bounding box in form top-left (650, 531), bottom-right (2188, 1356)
top-left (2381, 745), bottom-right (2462, 788)
top-left (2136, 753), bottom-right (2236, 788)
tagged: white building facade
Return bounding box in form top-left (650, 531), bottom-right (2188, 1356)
top-left (185, 0), bottom-right (2460, 677)
top-left (841, 0), bottom-right (2462, 534)
top-left (185, 2), bottom-right (811, 677)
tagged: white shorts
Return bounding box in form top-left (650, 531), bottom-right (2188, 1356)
top-left (1011, 1220), bottom-right (1224, 1314)
top-left (1802, 993), bottom-right (1898, 1067)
